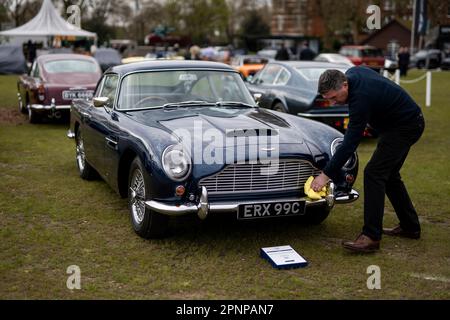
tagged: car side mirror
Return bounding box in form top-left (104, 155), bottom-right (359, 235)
top-left (93, 97), bottom-right (110, 108)
top-left (253, 93), bottom-right (262, 103)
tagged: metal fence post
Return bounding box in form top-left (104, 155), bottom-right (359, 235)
top-left (426, 71), bottom-right (431, 107)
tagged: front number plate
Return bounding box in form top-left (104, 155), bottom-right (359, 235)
top-left (238, 201), bottom-right (306, 220)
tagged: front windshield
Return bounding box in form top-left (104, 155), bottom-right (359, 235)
top-left (117, 70), bottom-right (256, 110)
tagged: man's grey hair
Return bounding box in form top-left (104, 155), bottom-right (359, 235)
top-left (318, 70), bottom-right (347, 95)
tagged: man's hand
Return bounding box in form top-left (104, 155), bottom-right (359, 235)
top-left (311, 173), bottom-right (330, 192)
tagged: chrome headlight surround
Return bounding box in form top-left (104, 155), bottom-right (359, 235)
top-left (331, 138), bottom-right (358, 171)
top-left (162, 145), bottom-right (192, 182)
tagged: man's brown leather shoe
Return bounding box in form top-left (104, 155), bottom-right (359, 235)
top-left (342, 234), bottom-right (380, 253)
top-left (383, 225), bottom-right (421, 239)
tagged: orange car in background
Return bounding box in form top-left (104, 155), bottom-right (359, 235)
top-left (230, 55), bottom-right (270, 80)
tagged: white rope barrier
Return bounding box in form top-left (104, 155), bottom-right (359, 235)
top-left (383, 70), bottom-right (432, 107)
top-left (399, 73), bottom-right (428, 84)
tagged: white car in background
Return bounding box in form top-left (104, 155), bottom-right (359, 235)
top-left (314, 53), bottom-right (355, 67)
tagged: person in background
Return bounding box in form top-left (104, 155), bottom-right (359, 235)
top-left (398, 47), bottom-right (410, 77)
top-left (299, 41), bottom-right (316, 61)
top-left (275, 43), bottom-right (290, 61)
top-left (187, 45), bottom-right (201, 60)
top-left (27, 40), bottom-right (37, 63)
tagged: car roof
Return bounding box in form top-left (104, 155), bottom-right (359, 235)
top-left (317, 53), bottom-right (344, 57)
top-left (268, 61), bottom-right (351, 69)
top-left (341, 45), bottom-right (377, 49)
top-left (37, 54), bottom-right (97, 63)
top-left (96, 48), bottom-right (119, 52)
top-left (108, 60), bottom-right (236, 75)
top-left (238, 55), bottom-right (266, 59)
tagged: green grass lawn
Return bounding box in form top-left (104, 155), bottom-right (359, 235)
top-left (0, 71), bottom-right (449, 299)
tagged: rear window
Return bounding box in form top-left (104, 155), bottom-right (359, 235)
top-left (295, 67), bottom-right (348, 93)
top-left (44, 60), bottom-right (98, 73)
top-left (361, 49), bottom-right (383, 57)
top-left (295, 68), bottom-right (347, 81)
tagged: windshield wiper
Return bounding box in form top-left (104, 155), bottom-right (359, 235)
top-left (215, 101), bottom-right (256, 108)
top-left (163, 101), bottom-right (215, 109)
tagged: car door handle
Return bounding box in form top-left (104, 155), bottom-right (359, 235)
top-left (80, 111), bottom-right (91, 120)
top-left (105, 137), bottom-right (118, 150)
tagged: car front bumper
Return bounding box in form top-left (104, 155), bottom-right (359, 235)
top-left (30, 104), bottom-right (71, 111)
top-left (145, 185), bottom-right (359, 220)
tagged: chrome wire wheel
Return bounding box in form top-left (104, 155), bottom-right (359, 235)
top-left (76, 133), bottom-right (86, 173)
top-left (130, 168), bottom-right (146, 225)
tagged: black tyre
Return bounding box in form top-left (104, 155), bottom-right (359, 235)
top-left (128, 157), bottom-right (169, 239)
top-left (75, 129), bottom-right (97, 180)
top-left (301, 206), bottom-right (331, 225)
top-left (28, 107), bottom-right (41, 124)
top-left (273, 102), bottom-right (287, 113)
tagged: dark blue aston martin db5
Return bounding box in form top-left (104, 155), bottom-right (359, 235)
top-left (68, 60), bottom-right (360, 239)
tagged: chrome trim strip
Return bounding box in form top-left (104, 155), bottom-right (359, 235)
top-left (30, 104), bottom-right (71, 110)
top-left (297, 112), bottom-right (349, 118)
top-left (105, 137), bottom-right (118, 145)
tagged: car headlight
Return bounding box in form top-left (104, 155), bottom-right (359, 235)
top-left (162, 145), bottom-right (192, 181)
top-left (331, 138), bottom-right (358, 170)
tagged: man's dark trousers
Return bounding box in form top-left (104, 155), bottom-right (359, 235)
top-left (363, 114), bottom-right (425, 240)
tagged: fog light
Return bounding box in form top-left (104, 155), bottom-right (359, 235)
top-left (346, 174), bottom-right (355, 183)
top-left (175, 185), bottom-right (186, 196)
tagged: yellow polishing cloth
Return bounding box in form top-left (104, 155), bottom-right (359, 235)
top-left (304, 176), bottom-right (327, 200)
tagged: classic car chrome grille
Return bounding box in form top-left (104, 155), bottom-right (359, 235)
top-left (199, 160), bottom-right (321, 195)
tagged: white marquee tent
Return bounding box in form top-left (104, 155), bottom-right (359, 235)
top-left (0, 0), bottom-right (97, 46)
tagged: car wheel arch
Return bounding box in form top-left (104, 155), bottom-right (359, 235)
top-left (272, 99), bottom-right (288, 112)
top-left (118, 149), bottom-right (150, 198)
top-left (74, 122), bottom-right (80, 136)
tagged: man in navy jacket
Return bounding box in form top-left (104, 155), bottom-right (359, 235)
top-left (312, 67), bottom-right (425, 253)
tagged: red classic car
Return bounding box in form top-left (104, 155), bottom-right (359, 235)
top-left (17, 54), bottom-right (102, 123)
top-left (339, 45), bottom-right (385, 72)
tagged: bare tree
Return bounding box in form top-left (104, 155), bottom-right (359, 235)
top-left (1, 0), bottom-right (35, 26)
